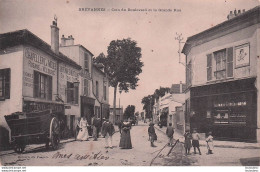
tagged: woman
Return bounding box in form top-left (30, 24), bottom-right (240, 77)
top-left (148, 122), bottom-right (157, 147)
top-left (119, 119), bottom-right (132, 149)
top-left (77, 117), bottom-right (89, 141)
top-left (184, 129), bottom-right (192, 155)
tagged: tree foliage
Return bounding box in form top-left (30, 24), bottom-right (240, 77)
top-left (94, 38), bottom-right (143, 92)
top-left (141, 87), bottom-right (170, 119)
top-left (94, 38), bottom-right (143, 122)
top-left (124, 105), bottom-right (135, 119)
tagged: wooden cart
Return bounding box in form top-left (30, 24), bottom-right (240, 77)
top-left (4, 110), bottom-right (60, 153)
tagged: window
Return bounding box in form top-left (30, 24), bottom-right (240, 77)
top-left (67, 81), bottom-right (79, 104)
top-left (226, 47), bottom-right (234, 78)
top-left (103, 85), bottom-right (107, 101)
top-left (214, 49), bottom-right (226, 79)
top-left (84, 53), bottom-right (89, 72)
top-left (83, 79), bottom-right (88, 96)
top-left (96, 81), bottom-right (99, 98)
top-left (0, 68), bottom-right (10, 100)
top-left (34, 71), bottom-right (52, 100)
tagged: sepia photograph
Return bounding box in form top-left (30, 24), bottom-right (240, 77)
top-left (0, 0), bottom-right (260, 170)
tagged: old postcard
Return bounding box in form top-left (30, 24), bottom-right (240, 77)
top-left (0, 0), bottom-right (260, 170)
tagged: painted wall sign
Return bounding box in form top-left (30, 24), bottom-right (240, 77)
top-left (235, 43), bottom-right (250, 68)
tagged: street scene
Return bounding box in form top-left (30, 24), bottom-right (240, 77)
top-left (0, 0), bottom-right (260, 168)
top-left (1, 122), bottom-right (259, 166)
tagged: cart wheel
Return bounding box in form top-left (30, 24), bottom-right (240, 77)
top-left (50, 117), bottom-right (60, 150)
top-left (14, 144), bottom-right (25, 153)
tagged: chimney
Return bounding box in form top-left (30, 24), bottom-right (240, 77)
top-left (60, 35), bottom-right (74, 46)
top-left (180, 81), bottom-right (183, 93)
top-left (50, 15), bottom-right (59, 54)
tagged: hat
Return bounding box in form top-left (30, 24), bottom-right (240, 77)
top-left (149, 122), bottom-right (154, 126)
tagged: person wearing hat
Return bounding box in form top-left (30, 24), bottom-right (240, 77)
top-left (148, 122), bottom-right (157, 147)
top-left (184, 129), bottom-right (192, 155)
top-left (206, 131), bottom-right (214, 154)
top-left (191, 128), bottom-right (201, 155)
top-left (101, 118), bottom-right (115, 149)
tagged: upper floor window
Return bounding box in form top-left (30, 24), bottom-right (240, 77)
top-left (83, 79), bottom-right (89, 96)
top-left (34, 71), bottom-right (52, 100)
top-left (214, 49), bottom-right (226, 79)
top-left (84, 53), bottom-right (89, 72)
top-left (67, 81), bottom-right (79, 104)
top-left (207, 47), bottom-right (233, 81)
top-left (0, 68), bottom-right (10, 100)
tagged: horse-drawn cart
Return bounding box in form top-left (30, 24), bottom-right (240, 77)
top-left (4, 110), bottom-right (60, 153)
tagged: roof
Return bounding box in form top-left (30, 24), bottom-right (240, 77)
top-left (60, 44), bottom-right (94, 57)
top-left (0, 29), bottom-right (81, 69)
top-left (93, 63), bottom-right (105, 75)
top-left (182, 5), bottom-right (260, 55)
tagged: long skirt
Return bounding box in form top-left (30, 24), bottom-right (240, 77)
top-left (119, 130), bottom-right (132, 149)
top-left (77, 127), bottom-right (89, 141)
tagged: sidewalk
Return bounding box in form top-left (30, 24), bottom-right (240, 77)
top-left (154, 124), bottom-right (260, 149)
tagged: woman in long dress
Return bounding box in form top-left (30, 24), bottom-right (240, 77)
top-left (77, 117), bottom-right (89, 141)
top-left (119, 119), bottom-right (132, 149)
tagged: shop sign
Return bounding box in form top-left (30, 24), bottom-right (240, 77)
top-left (23, 101), bottom-right (64, 113)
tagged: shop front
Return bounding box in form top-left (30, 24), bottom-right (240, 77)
top-left (81, 96), bottom-right (95, 124)
top-left (190, 77), bottom-right (257, 142)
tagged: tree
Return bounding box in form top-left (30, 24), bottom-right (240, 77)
top-left (94, 38), bottom-right (143, 123)
top-left (124, 105), bottom-right (135, 119)
top-left (141, 95), bottom-right (154, 119)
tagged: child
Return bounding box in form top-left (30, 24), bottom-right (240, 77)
top-left (184, 129), bottom-right (192, 155)
top-left (192, 128), bottom-right (201, 155)
top-left (206, 131), bottom-right (214, 154)
top-left (166, 123), bottom-right (174, 146)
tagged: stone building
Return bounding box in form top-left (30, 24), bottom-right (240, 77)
top-left (182, 6), bottom-right (260, 142)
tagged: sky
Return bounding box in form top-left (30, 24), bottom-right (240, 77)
top-left (0, 0), bottom-right (259, 112)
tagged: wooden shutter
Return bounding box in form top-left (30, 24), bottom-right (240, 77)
top-left (227, 47), bottom-right (233, 77)
top-left (34, 71), bottom-right (39, 98)
top-left (207, 54), bottom-right (212, 81)
top-left (4, 69), bottom-right (11, 99)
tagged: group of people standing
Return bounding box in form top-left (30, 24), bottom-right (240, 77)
top-left (76, 116), bottom-right (133, 149)
top-left (184, 129), bottom-right (214, 155)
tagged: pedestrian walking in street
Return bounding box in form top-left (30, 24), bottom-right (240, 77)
top-left (166, 123), bottom-right (174, 146)
top-left (96, 118), bottom-right (102, 138)
top-left (191, 128), bottom-right (201, 155)
top-left (101, 119), bottom-right (115, 149)
top-left (148, 122), bottom-right (157, 147)
top-left (206, 131), bottom-right (214, 155)
top-left (92, 117), bottom-right (99, 141)
top-left (184, 129), bottom-right (192, 155)
top-left (77, 117), bottom-right (89, 141)
top-left (119, 119), bottom-right (132, 149)
top-left (75, 117), bottom-right (81, 141)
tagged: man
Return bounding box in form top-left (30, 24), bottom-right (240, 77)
top-left (101, 119), bottom-right (115, 149)
top-left (92, 117), bottom-right (98, 141)
top-left (166, 123), bottom-right (174, 146)
top-left (96, 118), bottom-right (102, 138)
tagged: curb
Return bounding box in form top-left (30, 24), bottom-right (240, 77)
top-left (154, 125), bottom-right (260, 150)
